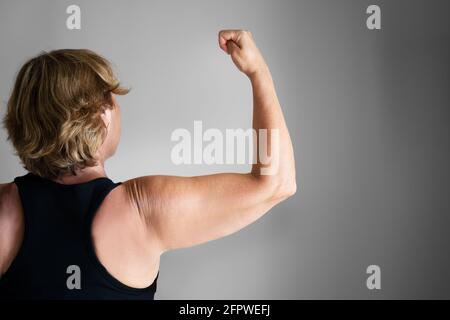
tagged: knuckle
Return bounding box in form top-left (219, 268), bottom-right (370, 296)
top-left (241, 30), bottom-right (253, 38)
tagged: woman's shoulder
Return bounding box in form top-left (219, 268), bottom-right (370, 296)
top-left (0, 182), bottom-right (21, 215)
top-left (0, 182), bottom-right (24, 277)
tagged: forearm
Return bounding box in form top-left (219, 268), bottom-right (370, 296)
top-left (249, 67), bottom-right (296, 197)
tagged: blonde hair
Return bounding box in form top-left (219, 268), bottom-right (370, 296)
top-left (3, 49), bottom-right (129, 179)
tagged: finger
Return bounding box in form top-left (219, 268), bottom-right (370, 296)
top-left (226, 40), bottom-right (240, 56)
top-left (218, 30), bottom-right (241, 53)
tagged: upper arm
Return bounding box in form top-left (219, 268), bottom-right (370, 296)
top-left (0, 183), bottom-right (24, 277)
top-left (123, 173), bottom-right (292, 253)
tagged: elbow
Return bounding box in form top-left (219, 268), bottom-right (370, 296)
top-left (251, 171), bottom-right (297, 203)
top-left (266, 175), bottom-right (297, 203)
top-left (276, 179), bottom-right (297, 201)
top-left (286, 180), bottom-right (297, 198)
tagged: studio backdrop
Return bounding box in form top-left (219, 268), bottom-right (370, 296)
top-left (1, 0), bottom-right (449, 299)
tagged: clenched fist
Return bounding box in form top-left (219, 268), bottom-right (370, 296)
top-left (218, 30), bottom-right (268, 77)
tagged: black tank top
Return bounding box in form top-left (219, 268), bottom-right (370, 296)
top-left (0, 173), bottom-right (158, 300)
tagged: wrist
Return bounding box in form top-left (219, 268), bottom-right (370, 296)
top-left (248, 64), bottom-right (270, 81)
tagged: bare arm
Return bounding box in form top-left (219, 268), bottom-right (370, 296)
top-left (125, 30), bottom-right (297, 253)
top-left (0, 183), bottom-right (24, 277)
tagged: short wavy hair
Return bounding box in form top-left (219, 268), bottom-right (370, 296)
top-left (3, 49), bottom-right (129, 179)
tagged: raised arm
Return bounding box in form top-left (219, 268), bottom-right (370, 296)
top-left (124, 30), bottom-right (296, 253)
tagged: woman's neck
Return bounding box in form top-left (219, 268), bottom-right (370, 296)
top-left (52, 165), bottom-right (107, 185)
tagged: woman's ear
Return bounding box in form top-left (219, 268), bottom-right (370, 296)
top-left (101, 107), bottom-right (112, 129)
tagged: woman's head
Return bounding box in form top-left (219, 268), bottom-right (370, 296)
top-left (3, 49), bottom-right (128, 179)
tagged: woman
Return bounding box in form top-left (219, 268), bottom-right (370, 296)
top-left (0, 30), bottom-right (296, 299)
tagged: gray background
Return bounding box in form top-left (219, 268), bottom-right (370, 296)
top-left (1, 0), bottom-right (449, 299)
